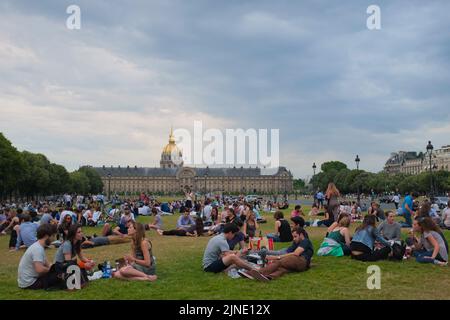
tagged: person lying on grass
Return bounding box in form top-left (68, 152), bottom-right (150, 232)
top-left (157, 217), bottom-right (206, 237)
top-left (202, 223), bottom-right (255, 274)
top-left (17, 224), bottom-right (59, 290)
top-left (409, 216), bottom-right (448, 266)
top-left (80, 233), bottom-right (132, 249)
top-left (350, 215), bottom-right (392, 262)
top-left (113, 221), bottom-right (157, 282)
top-left (240, 227), bottom-right (314, 282)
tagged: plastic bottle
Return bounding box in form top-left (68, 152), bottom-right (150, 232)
top-left (106, 261), bottom-right (111, 278)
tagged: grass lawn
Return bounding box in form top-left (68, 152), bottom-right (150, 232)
top-left (1, 204), bottom-right (449, 300)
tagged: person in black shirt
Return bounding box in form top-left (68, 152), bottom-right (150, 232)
top-left (266, 211), bottom-right (293, 242)
top-left (243, 227), bottom-right (313, 281)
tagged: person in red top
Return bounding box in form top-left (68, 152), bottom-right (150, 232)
top-left (290, 205), bottom-right (304, 219)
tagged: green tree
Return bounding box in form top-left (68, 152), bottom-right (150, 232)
top-left (321, 161), bottom-right (348, 173)
top-left (78, 166), bottom-right (103, 194)
top-left (0, 133), bottom-right (26, 199)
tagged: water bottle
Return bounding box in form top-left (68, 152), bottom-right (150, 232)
top-left (106, 261), bottom-right (111, 278)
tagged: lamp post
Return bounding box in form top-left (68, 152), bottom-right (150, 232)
top-left (355, 155), bottom-right (361, 205)
top-left (312, 162), bottom-right (317, 176)
top-left (107, 173), bottom-right (112, 201)
top-left (426, 141), bottom-right (434, 197)
top-left (204, 169), bottom-right (208, 201)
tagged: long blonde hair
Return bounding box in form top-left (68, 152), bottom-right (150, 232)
top-left (326, 183), bottom-right (340, 198)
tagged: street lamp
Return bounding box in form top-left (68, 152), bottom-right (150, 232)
top-left (107, 173), bottom-right (112, 201)
top-left (426, 141), bottom-right (434, 197)
top-left (312, 162), bottom-right (317, 176)
top-left (204, 169), bottom-right (208, 200)
top-left (355, 155), bottom-right (361, 205)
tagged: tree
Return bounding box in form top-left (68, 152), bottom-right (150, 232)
top-left (321, 161), bottom-right (348, 173)
top-left (69, 171), bottom-right (90, 194)
top-left (78, 166), bottom-right (103, 194)
top-left (0, 133), bottom-right (26, 199)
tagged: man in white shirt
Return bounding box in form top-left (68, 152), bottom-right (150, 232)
top-left (139, 204), bottom-right (151, 216)
top-left (392, 194), bottom-right (400, 209)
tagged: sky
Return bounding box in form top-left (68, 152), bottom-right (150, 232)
top-left (1, 0), bottom-right (449, 179)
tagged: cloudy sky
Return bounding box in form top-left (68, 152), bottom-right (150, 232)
top-left (1, 0), bottom-right (449, 179)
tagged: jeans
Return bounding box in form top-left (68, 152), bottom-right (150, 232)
top-left (413, 249), bottom-right (445, 264)
top-left (266, 234), bottom-right (281, 242)
top-left (400, 210), bottom-right (412, 228)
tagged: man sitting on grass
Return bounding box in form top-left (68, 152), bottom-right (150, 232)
top-left (240, 227), bottom-right (313, 282)
top-left (17, 224), bottom-right (58, 290)
top-left (202, 223), bottom-right (255, 273)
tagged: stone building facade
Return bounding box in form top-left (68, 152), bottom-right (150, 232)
top-left (384, 145), bottom-right (450, 175)
top-left (94, 129), bottom-right (293, 194)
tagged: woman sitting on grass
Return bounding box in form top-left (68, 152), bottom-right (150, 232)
top-left (54, 224), bottom-right (95, 273)
top-left (243, 211), bottom-right (258, 239)
top-left (266, 211), bottom-right (293, 243)
top-left (157, 217), bottom-right (205, 237)
top-left (350, 215), bottom-right (392, 262)
top-left (317, 214), bottom-right (351, 256)
top-left (113, 221), bottom-right (157, 282)
top-left (410, 217), bottom-right (448, 266)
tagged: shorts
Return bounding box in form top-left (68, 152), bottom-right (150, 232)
top-left (132, 262), bottom-right (156, 275)
top-left (204, 258), bottom-right (227, 273)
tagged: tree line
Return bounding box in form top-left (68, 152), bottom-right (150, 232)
top-left (310, 161), bottom-right (450, 195)
top-left (0, 133), bottom-right (103, 201)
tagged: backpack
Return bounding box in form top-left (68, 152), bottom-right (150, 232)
top-left (390, 241), bottom-right (406, 261)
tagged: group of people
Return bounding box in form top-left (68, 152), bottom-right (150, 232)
top-left (3, 185), bottom-right (450, 290)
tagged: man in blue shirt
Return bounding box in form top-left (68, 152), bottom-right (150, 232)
top-left (16, 214), bottom-right (38, 250)
top-left (177, 208), bottom-right (195, 231)
top-left (400, 192), bottom-right (418, 228)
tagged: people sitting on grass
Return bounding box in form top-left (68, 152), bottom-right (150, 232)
top-left (399, 192), bottom-right (419, 228)
top-left (15, 214), bottom-right (38, 250)
top-left (441, 201), bottom-right (450, 230)
top-left (317, 213), bottom-right (351, 256)
top-left (243, 211), bottom-right (258, 239)
top-left (266, 211), bottom-right (293, 243)
top-left (157, 217), bottom-right (205, 237)
top-left (240, 227), bottom-right (314, 282)
top-left (410, 217), bottom-right (448, 266)
top-left (291, 216), bottom-right (306, 230)
top-left (145, 208), bottom-right (163, 231)
top-left (290, 205), bottom-right (304, 219)
top-left (177, 207), bottom-right (196, 231)
top-left (113, 221), bottom-right (157, 282)
top-left (202, 223), bottom-right (254, 274)
top-left (377, 211), bottom-right (401, 241)
top-left (17, 224), bottom-right (59, 290)
top-left (368, 202), bottom-right (385, 222)
top-left (350, 215), bottom-right (392, 262)
top-left (316, 204), bottom-right (335, 228)
top-left (351, 201), bottom-right (363, 222)
top-left (54, 224), bottom-right (95, 272)
top-left (227, 218), bottom-right (247, 251)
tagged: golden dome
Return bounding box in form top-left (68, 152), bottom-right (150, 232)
top-left (162, 127), bottom-right (181, 156)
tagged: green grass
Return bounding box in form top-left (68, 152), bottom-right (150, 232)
top-left (1, 204), bottom-right (449, 300)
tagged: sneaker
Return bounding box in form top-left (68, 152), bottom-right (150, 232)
top-left (237, 269), bottom-right (254, 280)
top-left (227, 268), bottom-right (240, 279)
top-left (248, 269), bottom-right (270, 282)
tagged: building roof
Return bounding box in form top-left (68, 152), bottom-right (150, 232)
top-left (93, 166), bottom-right (290, 177)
